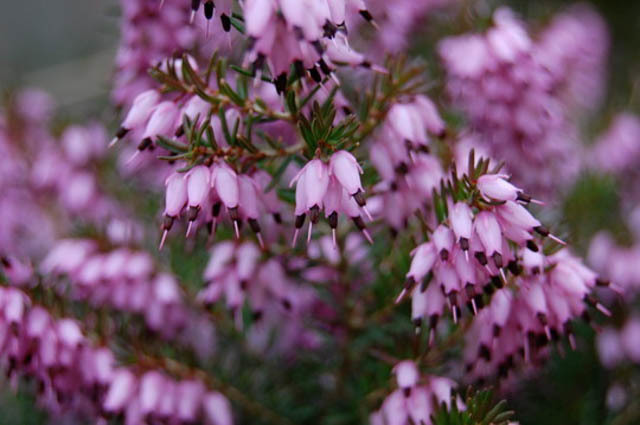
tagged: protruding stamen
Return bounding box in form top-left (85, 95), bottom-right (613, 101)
top-left (548, 233), bottom-right (567, 246)
top-left (362, 205), bottom-right (373, 221)
top-left (233, 220), bottom-right (240, 239)
top-left (596, 302), bottom-right (611, 317)
top-left (362, 229), bottom-right (373, 244)
top-left (292, 229), bottom-right (300, 247)
top-left (186, 220), bottom-right (194, 237)
top-left (159, 229), bottom-right (169, 250)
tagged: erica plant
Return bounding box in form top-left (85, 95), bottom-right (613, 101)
top-left (1, 1), bottom-right (638, 424)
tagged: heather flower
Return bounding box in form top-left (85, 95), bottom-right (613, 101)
top-left (371, 361), bottom-right (464, 425)
top-left (439, 6), bottom-right (608, 196)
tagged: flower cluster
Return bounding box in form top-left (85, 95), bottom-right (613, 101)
top-left (370, 360), bottom-right (463, 425)
top-left (40, 239), bottom-right (200, 339)
top-left (399, 166), bottom-right (612, 378)
top-left (0, 285), bottom-right (231, 424)
top-left (368, 95), bottom-right (445, 230)
top-left (113, 0), bottom-right (198, 107)
top-left (439, 6), bottom-right (608, 196)
top-left (0, 90), bottom-right (135, 259)
top-left (199, 240), bottom-right (323, 353)
top-left (162, 165), bottom-right (282, 249)
top-left (598, 318), bottom-right (640, 368)
top-left (291, 150), bottom-right (373, 245)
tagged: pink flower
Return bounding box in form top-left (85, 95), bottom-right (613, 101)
top-left (476, 174), bottom-right (520, 202)
top-left (142, 101), bottom-right (179, 142)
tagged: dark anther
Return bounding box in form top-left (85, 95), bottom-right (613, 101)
top-left (137, 137), bottom-right (153, 151)
top-left (352, 216), bottom-right (366, 231)
top-left (251, 53), bottom-right (266, 76)
top-left (533, 225), bottom-right (549, 237)
top-left (191, 0), bottom-right (201, 12)
top-left (248, 218), bottom-right (261, 234)
top-left (516, 192), bottom-right (531, 204)
top-left (228, 206), bottom-right (240, 221)
top-left (526, 239), bottom-right (539, 252)
top-left (274, 73), bottom-right (288, 95)
top-left (419, 271), bottom-right (433, 292)
top-left (474, 251), bottom-right (488, 266)
top-left (439, 249), bottom-right (449, 262)
top-left (507, 260), bottom-right (521, 275)
top-left (252, 311), bottom-right (263, 322)
top-left (115, 127), bottom-right (129, 139)
top-left (220, 13), bottom-right (231, 32)
top-left (322, 20), bottom-right (337, 38)
top-left (162, 215), bottom-right (175, 231)
top-left (360, 60), bottom-right (371, 68)
top-left (0, 256), bottom-right (10, 268)
top-left (395, 162), bottom-right (409, 175)
top-left (596, 278), bottom-right (610, 287)
top-left (353, 190), bottom-right (366, 207)
top-left (272, 212), bottom-right (282, 224)
top-left (479, 344), bottom-right (491, 361)
top-left (187, 206), bottom-right (200, 221)
top-left (328, 211), bottom-right (338, 229)
top-left (459, 237), bottom-right (469, 251)
top-left (204, 1), bottom-right (214, 19)
top-left (318, 59), bottom-right (332, 75)
top-left (429, 314), bottom-right (439, 330)
top-left (491, 275), bottom-right (504, 289)
top-left (483, 283), bottom-right (495, 296)
top-left (403, 387), bottom-right (412, 397)
top-left (358, 9), bottom-right (374, 22)
top-left (212, 201), bottom-right (222, 217)
top-left (309, 205), bottom-right (320, 223)
top-left (412, 317), bottom-right (422, 328)
top-left (175, 125), bottom-right (185, 137)
top-left (294, 60), bottom-right (305, 79)
top-left (474, 294), bottom-right (484, 309)
top-left (308, 66), bottom-right (322, 83)
top-left (295, 214), bottom-right (306, 229)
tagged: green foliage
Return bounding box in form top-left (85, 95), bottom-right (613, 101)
top-left (432, 390), bottom-right (515, 425)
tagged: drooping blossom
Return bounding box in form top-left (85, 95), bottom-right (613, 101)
top-left (370, 360), bottom-right (464, 425)
top-left (290, 151), bottom-right (372, 245)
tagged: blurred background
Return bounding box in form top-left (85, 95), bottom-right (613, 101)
top-left (1, 0), bottom-right (639, 424)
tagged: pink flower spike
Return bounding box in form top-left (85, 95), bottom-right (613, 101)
top-left (159, 229), bottom-right (169, 251)
top-left (292, 228), bottom-right (300, 247)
